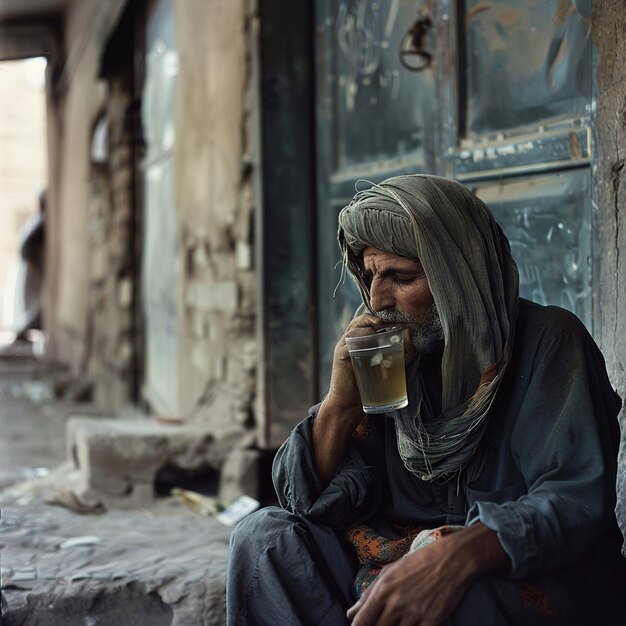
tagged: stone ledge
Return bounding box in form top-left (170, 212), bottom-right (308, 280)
top-left (66, 416), bottom-right (257, 509)
top-left (1, 498), bottom-right (231, 626)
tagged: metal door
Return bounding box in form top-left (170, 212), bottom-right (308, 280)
top-left (444, 0), bottom-right (593, 328)
top-left (315, 0), bottom-right (439, 387)
top-left (314, 0), bottom-right (594, 390)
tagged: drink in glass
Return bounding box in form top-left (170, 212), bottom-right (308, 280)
top-left (345, 326), bottom-right (408, 413)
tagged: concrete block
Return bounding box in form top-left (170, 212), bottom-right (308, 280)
top-left (190, 309), bottom-right (207, 339)
top-left (117, 338), bottom-right (132, 365)
top-left (218, 448), bottom-right (260, 503)
top-left (191, 342), bottom-right (208, 371)
top-left (191, 243), bottom-right (210, 270)
top-left (66, 417), bottom-right (238, 508)
top-left (186, 280), bottom-right (238, 313)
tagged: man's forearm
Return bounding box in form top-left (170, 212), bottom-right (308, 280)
top-left (312, 399), bottom-right (365, 484)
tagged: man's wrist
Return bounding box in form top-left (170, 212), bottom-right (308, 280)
top-left (319, 395), bottom-right (364, 426)
top-left (446, 523), bottom-right (510, 582)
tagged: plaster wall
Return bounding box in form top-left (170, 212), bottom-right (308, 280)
top-left (45, 0), bottom-right (258, 443)
top-left (592, 0), bottom-right (626, 549)
top-left (170, 0), bottom-right (257, 435)
top-left (46, 0), bottom-right (106, 369)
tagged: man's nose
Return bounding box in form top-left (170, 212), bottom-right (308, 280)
top-left (369, 278), bottom-right (394, 312)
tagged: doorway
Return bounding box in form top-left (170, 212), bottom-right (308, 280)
top-left (0, 56), bottom-right (48, 355)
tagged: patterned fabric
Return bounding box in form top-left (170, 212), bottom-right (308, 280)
top-left (517, 582), bottom-right (559, 620)
top-left (346, 523), bottom-right (424, 598)
top-left (346, 523), bottom-right (463, 598)
top-left (407, 524), bottom-right (464, 553)
top-left (352, 415), bottom-right (373, 440)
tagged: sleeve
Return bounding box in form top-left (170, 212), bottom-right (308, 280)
top-left (271, 404), bottom-right (381, 529)
top-left (466, 323), bottom-right (622, 579)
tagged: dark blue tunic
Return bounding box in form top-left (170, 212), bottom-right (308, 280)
top-left (228, 300), bottom-right (626, 625)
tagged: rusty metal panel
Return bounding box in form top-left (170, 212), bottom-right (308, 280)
top-left (474, 169), bottom-right (592, 329)
top-left (327, 0), bottom-right (437, 171)
top-left (452, 1), bottom-right (594, 337)
top-left (451, 126), bottom-right (591, 180)
top-left (462, 0), bottom-right (592, 137)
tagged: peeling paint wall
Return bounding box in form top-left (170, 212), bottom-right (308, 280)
top-left (45, 0), bottom-right (107, 371)
top-left (592, 1), bottom-right (626, 546)
top-left (86, 69), bottom-right (137, 412)
top-left (45, 0), bottom-right (257, 443)
top-left (172, 0), bottom-right (257, 436)
top-left (592, 1), bottom-right (626, 399)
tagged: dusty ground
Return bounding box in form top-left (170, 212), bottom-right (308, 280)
top-left (0, 347), bottom-right (232, 625)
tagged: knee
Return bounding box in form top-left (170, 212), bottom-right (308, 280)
top-left (229, 506), bottom-right (301, 554)
top-left (447, 576), bottom-right (509, 626)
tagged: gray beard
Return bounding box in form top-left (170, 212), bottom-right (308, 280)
top-left (375, 302), bottom-right (444, 354)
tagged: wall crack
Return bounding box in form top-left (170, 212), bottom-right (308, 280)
top-left (611, 154), bottom-right (624, 347)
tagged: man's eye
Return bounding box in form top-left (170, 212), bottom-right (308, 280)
top-left (391, 275), bottom-right (416, 285)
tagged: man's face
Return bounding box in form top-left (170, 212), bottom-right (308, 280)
top-left (362, 246), bottom-right (443, 353)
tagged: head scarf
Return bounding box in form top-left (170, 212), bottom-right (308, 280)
top-left (337, 174), bottom-right (519, 480)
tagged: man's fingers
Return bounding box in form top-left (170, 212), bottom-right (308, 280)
top-left (345, 316), bottom-right (385, 337)
top-left (346, 599), bottom-right (361, 620)
top-left (349, 601), bottom-right (384, 626)
top-left (346, 584), bottom-right (371, 619)
top-left (347, 590), bottom-right (385, 626)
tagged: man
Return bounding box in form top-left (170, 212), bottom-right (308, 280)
top-left (227, 175), bottom-right (626, 625)
top-left (14, 190), bottom-right (46, 342)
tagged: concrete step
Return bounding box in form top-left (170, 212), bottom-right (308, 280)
top-left (1, 496), bottom-right (231, 625)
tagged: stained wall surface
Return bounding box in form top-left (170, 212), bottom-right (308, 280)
top-left (171, 0), bottom-right (257, 435)
top-left (45, 0), bottom-right (257, 446)
top-left (45, 0), bottom-right (107, 370)
top-left (592, 0), bottom-right (626, 549)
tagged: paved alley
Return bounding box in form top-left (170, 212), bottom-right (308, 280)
top-left (0, 348), bottom-right (232, 625)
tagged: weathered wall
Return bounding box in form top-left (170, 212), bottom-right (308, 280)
top-left (172, 0), bottom-right (257, 439)
top-left (592, 1), bottom-right (626, 546)
top-left (45, 0), bottom-right (107, 372)
top-left (86, 68), bottom-right (136, 412)
top-left (593, 2), bottom-right (626, 396)
top-left (46, 0), bottom-right (258, 441)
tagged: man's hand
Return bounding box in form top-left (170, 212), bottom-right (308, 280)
top-left (325, 314), bottom-right (390, 413)
top-left (313, 313), bottom-right (418, 484)
top-left (347, 524), bottom-right (510, 626)
top-left (312, 314), bottom-right (386, 484)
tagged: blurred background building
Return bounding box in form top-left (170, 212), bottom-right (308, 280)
top-left (0, 56), bottom-right (47, 341)
top-left (0, 0), bottom-right (624, 503)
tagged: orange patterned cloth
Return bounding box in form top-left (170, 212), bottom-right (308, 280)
top-left (346, 523), bottom-right (424, 598)
top-left (346, 523), bottom-right (464, 598)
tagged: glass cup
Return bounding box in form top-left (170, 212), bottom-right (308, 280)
top-left (345, 326), bottom-right (408, 414)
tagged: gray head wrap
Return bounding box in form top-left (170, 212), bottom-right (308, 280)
top-left (337, 174), bottom-right (519, 480)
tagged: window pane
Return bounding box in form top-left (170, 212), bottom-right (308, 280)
top-left (328, 0), bottom-right (436, 169)
top-left (475, 169), bottom-right (592, 329)
top-left (463, 0), bottom-right (592, 136)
